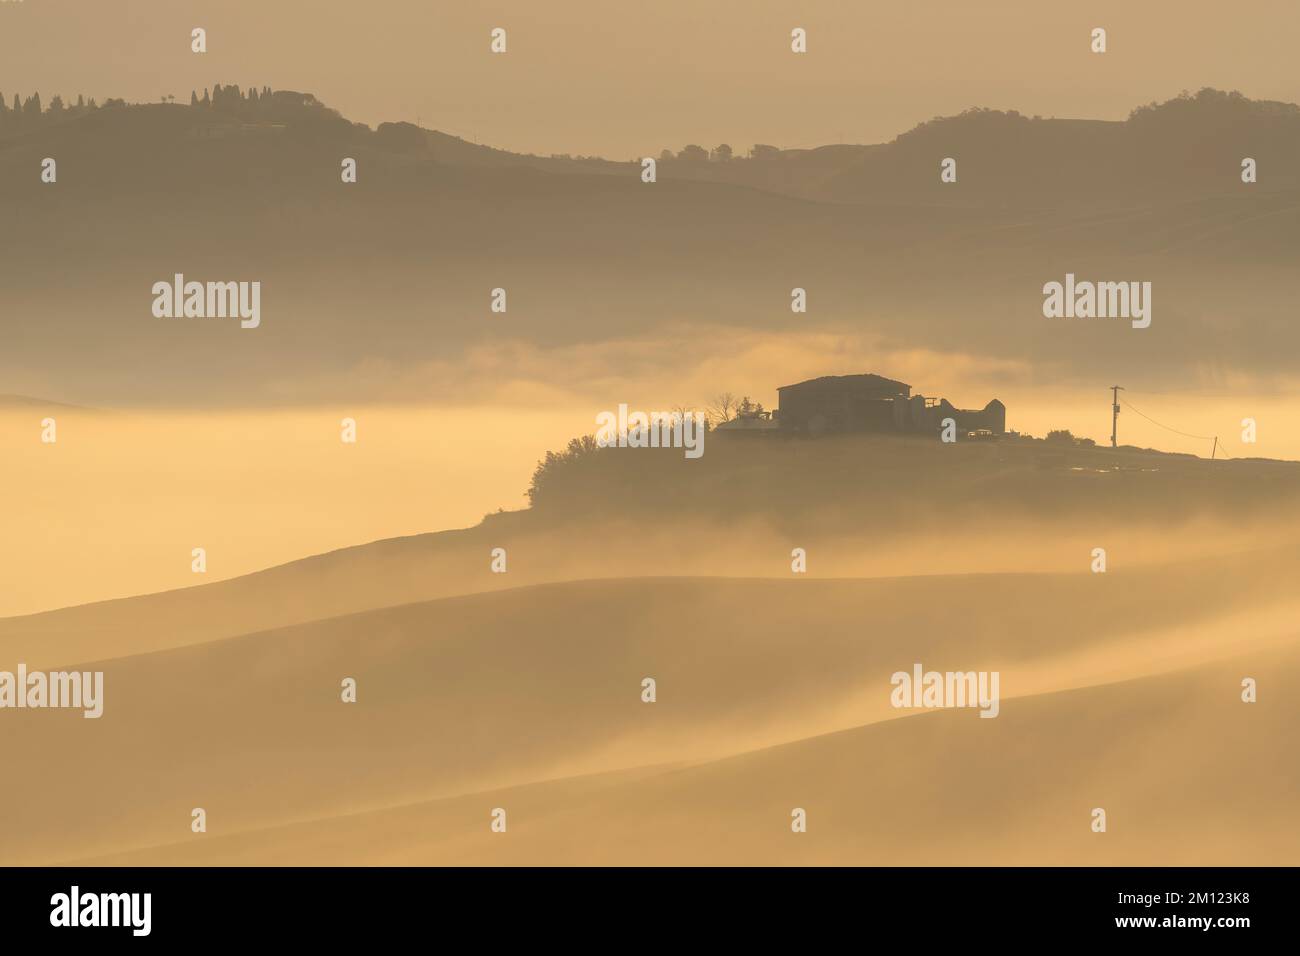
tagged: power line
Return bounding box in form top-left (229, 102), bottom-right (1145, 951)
top-left (1119, 396), bottom-right (1215, 441)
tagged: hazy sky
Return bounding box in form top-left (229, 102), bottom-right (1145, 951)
top-left (3, 0), bottom-right (1298, 157)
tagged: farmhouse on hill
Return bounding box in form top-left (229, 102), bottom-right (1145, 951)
top-left (755, 373), bottom-right (1005, 436)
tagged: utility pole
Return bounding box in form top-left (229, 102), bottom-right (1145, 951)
top-left (1110, 386), bottom-right (1124, 448)
top-left (1211, 436), bottom-right (1218, 460)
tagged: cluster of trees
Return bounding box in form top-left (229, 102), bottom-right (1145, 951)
top-left (526, 435), bottom-right (603, 506)
top-left (656, 143), bottom-right (782, 163)
top-left (1128, 87), bottom-right (1299, 125)
top-left (188, 83), bottom-right (289, 116)
top-left (894, 106), bottom-right (1044, 148)
top-left (706, 393), bottom-right (767, 424)
top-left (1046, 429), bottom-right (1096, 447)
top-left (0, 84), bottom-right (342, 138)
top-left (187, 84), bottom-right (362, 139)
top-left (528, 403), bottom-right (735, 505)
top-left (0, 92), bottom-right (123, 132)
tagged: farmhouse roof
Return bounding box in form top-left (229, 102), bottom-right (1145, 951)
top-left (777, 373), bottom-right (911, 393)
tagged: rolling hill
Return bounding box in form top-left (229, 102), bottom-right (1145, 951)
top-left (3, 88), bottom-right (1300, 405)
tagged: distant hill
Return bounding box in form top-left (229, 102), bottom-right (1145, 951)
top-left (11, 84), bottom-right (1290, 204)
top-left (820, 89), bottom-right (1300, 206)
top-left (821, 89), bottom-right (1300, 206)
top-left (523, 429), bottom-right (1300, 527)
top-left (0, 85), bottom-right (877, 196)
top-left (2, 85), bottom-right (1299, 405)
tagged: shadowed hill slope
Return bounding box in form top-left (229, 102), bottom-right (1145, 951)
top-left (5, 568), bottom-right (1295, 866)
top-left (70, 653), bottom-right (1300, 867)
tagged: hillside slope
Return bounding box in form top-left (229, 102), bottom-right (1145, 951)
top-left (4, 434), bottom-right (1298, 668)
top-left (3, 567), bottom-right (1294, 866)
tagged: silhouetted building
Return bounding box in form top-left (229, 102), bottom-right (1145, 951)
top-left (777, 374), bottom-right (910, 433)
top-left (905, 396), bottom-right (1005, 435)
top-left (776, 373), bottom-right (1005, 436)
